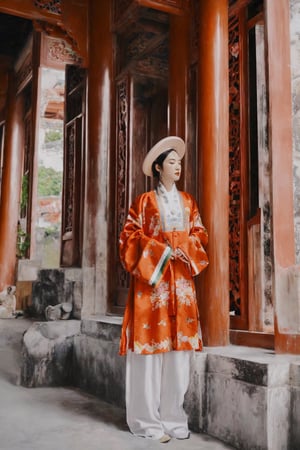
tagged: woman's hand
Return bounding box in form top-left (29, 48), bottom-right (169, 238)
top-left (171, 248), bottom-right (190, 265)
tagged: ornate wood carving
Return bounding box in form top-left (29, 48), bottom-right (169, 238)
top-left (127, 31), bottom-right (159, 60)
top-left (113, 0), bottom-right (187, 28)
top-left (38, 23), bottom-right (82, 68)
top-left (0, 1), bottom-right (87, 66)
top-left (47, 37), bottom-right (81, 65)
top-left (115, 76), bottom-right (130, 292)
top-left (115, 9), bottom-right (169, 78)
top-left (63, 122), bottom-right (75, 234)
top-left (134, 54), bottom-right (168, 79)
top-left (16, 54), bottom-right (33, 94)
top-left (34, 0), bottom-right (62, 15)
top-left (229, 13), bottom-right (241, 316)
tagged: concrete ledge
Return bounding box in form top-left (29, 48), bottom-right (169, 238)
top-left (81, 315), bottom-right (122, 341)
top-left (187, 347), bottom-right (294, 450)
top-left (207, 353), bottom-right (268, 386)
top-left (76, 319), bottom-right (300, 449)
top-left (20, 317), bottom-right (300, 449)
top-left (73, 316), bottom-right (125, 408)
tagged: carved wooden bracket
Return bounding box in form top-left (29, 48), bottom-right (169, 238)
top-left (33, 1), bottom-right (87, 66)
top-left (34, 21), bottom-right (82, 67)
top-left (113, 1), bottom-right (169, 78)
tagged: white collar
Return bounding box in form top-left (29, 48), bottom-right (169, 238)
top-left (157, 182), bottom-right (177, 197)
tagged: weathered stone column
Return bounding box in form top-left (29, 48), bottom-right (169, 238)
top-left (265, 0), bottom-right (300, 353)
top-left (0, 74), bottom-right (24, 290)
top-left (82, 0), bottom-right (113, 315)
top-left (197, 0), bottom-right (229, 346)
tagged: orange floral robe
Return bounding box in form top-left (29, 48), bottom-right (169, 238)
top-left (119, 189), bottom-right (209, 355)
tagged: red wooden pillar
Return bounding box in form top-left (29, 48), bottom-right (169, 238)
top-left (83, 0), bottom-right (113, 314)
top-left (197, 0), bottom-right (229, 346)
top-left (168, 12), bottom-right (190, 192)
top-left (0, 74), bottom-right (24, 290)
top-left (168, 13), bottom-right (189, 138)
top-left (85, 0), bottom-right (113, 266)
top-left (265, 0), bottom-right (300, 353)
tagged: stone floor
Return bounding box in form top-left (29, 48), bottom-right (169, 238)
top-left (0, 318), bottom-right (234, 450)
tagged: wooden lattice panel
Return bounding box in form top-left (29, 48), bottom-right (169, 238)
top-left (116, 77), bottom-right (130, 291)
top-left (64, 122), bottom-right (75, 234)
top-left (229, 13), bottom-right (241, 316)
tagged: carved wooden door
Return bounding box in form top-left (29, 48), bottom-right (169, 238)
top-left (228, 7), bottom-right (249, 330)
top-left (60, 65), bottom-right (86, 267)
top-left (229, 0), bottom-right (273, 347)
top-left (109, 73), bottom-right (168, 313)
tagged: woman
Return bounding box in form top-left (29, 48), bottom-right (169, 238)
top-left (119, 136), bottom-right (209, 443)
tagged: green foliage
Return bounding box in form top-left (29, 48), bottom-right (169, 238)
top-left (44, 225), bottom-right (60, 238)
top-left (45, 129), bottom-right (63, 143)
top-left (20, 172), bottom-right (29, 211)
top-left (38, 166), bottom-right (62, 196)
top-left (16, 227), bottom-right (30, 259)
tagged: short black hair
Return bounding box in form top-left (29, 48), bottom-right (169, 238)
top-left (151, 149), bottom-right (175, 179)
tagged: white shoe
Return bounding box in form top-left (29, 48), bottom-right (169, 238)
top-left (159, 434), bottom-right (171, 443)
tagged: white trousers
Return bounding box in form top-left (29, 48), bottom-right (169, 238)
top-left (126, 350), bottom-right (191, 440)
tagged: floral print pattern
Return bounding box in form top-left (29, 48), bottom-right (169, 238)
top-left (149, 214), bottom-right (161, 236)
top-left (119, 190), bottom-right (209, 355)
top-left (150, 282), bottom-right (169, 310)
top-left (134, 338), bottom-right (173, 354)
top-left (175, 278), bottom-right (195, 305)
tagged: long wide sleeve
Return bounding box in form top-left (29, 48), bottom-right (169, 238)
top-left (176, 194), bottom-right (209, 276)
top-left (119, 194), bottom-right (172, 287)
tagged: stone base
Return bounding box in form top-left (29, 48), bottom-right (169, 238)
top-left (20, 317), bottom-right (300, 449)
top-left (73, 317), bottom-right (125, 408)
top-left (186, 346), bottom-right (294, 450)
top-left (73, 318), bottom-right (300, 450)
top-left (20, 320), bottom-right (81, 387)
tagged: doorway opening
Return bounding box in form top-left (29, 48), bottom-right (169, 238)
top-left (35, 67), bottom-right (65, 268)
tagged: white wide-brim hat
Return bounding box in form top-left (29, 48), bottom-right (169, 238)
top-left (142, 136), bottom-right (185, 177)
